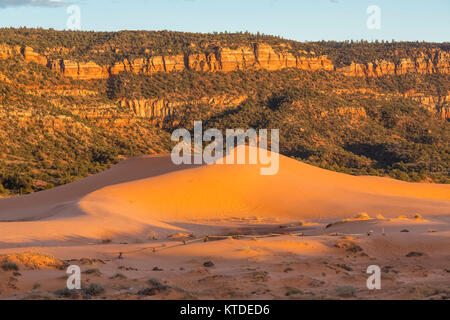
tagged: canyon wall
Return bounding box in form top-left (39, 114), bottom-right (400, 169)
top-left (337, 50), bottom-right (450, 77)
top-left (1, 43), bottom-right (448, 120)
top-left (47, 59), bottom-right (109, 80)
top-left (109, 43), bottom-right (334, 76)
top-left (118, 95), bottom-right (248, 120)
top-left (0, 43), bottom-right (334, 79)
top-left (331, 88), bottom-right (450, 120)
top-left (1, 43), bottom-right (449, 80)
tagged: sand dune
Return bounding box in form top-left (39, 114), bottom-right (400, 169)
top-left (0, 148), bottom-right (449, 247)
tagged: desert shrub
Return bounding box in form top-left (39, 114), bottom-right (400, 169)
top-left (1, 261), bottom-right (19, 271)
top-left (336, 286), bottom-right (356, 298)
top-left (54, 288), bottom-right (82, 299)
top-left (83, 283), bottom-right (105, 296)
top-left (83, 268), bottom-right (102, 276)
top-left (0, 172), bottom-right (33, 194)
top-left (285, 288), bottom-right (303, 296)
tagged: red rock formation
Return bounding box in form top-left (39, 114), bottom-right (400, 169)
top-left (60, 60), bottom-right (79, 78)
top-left (164, 55), bottom-right (185, 72)
top-left (76, 61), bottom-right (109, 80)
top-left (0, 44), bottom-right (49, 65)
top-left (255, 43), bottom-right (295, 70)
top-left (332, 88), bottom-right (450, 120)
top-left (108, 43), bottom-right (334, 77)
top-left (0, 43), bottom-right (448, 81)
top-left (336, 49), bottom-right (450, 77)
top-left (21, 46), bottom-right (48, 65)
top-left (187, 53), bottom-right (220, 72)
top-left (49, 60), bottom-right (109, 80)
top-left (119, 95), bottom-right (248, 120)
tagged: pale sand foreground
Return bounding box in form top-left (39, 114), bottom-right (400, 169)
top-left (0, 149), bottom-right (449, 299)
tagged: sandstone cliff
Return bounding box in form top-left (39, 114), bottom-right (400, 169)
top-left (0, 43), bottom-right (449, 80)
top-left (1, 43), bottom-right (448, 120)
top-left (0, 43), bottom-right (334, 79)
top-left (337, 49), bottom-right (450, 77)
top-left (119, 95), bottom-right (248, 120)
top-left (22, 46), bottom-right (48, 65)
top-left (47, 59), bottom-right (109, 80)
top-left (109, 43), bottom-right (334, 76)
top-left (331, 88), bottom-right (450, 120)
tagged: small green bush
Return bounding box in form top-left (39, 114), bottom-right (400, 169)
top-left (285, 288), bottom-right (303, 296)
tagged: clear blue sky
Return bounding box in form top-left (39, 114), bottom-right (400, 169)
top-left (0, 0), bottom-right (448, 42)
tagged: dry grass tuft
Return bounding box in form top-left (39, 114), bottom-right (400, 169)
top-left (0, 252), bottom-right (66, 270)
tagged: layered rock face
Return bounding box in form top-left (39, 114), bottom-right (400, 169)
top-left (409, 93), bottom-right (450, 120)
top-left (119, 95), bottom-right (248, 120)
top-left (0, 43), bottom-right (449, 80)
top-left (1, 43), bottom-right (448, 120)
top-left (0, 45), bottom-right (108, 80)
top-left (110, 44), bottom-right (334, 76)
top-left (64, 61), bottom-right (109, 80)
top-left (22, 46), bottom-right (48, 65)
top-left (332, 88), bottom-right (450, 120)
top-left (45, 46), bottom-right (450, 79)
top-left (0, 45), bottom-right (49, 66)
top-left (0, 43), bottom-right (335, 79)
top-left (337, 49), bottom-right (450, 77)
top-left (47, 59), bottom-right (109, 80)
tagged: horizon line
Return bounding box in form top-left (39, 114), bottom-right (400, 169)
top-left (0, 27), bottom-right (449, 45)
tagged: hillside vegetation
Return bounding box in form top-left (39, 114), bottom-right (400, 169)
top-left (0, 28), bottom-right (449, 196)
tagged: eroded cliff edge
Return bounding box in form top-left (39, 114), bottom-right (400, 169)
top-left (1, 42), bottom-right (449, 80)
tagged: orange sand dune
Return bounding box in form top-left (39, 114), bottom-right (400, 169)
top-left (0, 148), bottom-right (449, 247)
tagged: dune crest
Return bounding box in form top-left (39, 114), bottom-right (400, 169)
top-left (0, 147), bottom-right (449, 246)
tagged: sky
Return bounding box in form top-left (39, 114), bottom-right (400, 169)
top-left (0, 0), bottom-right (448, 42)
